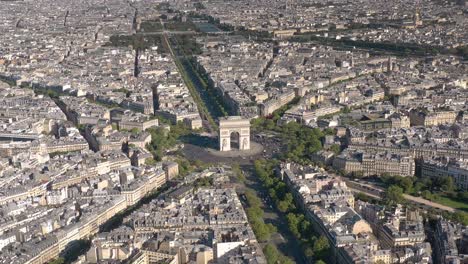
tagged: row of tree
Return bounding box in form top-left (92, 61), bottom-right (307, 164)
top-left (171, 35), bottom-right (202, 55)
top-left (290, 34), bottom-right (440, 57)
top-left (187, 57), bottom-right (230, 117)
top-left (263, 244), bottom-right (295, 264)
top-left (380, 185), bottom-right (468, 226)
top-left (254, 159), bottom-right (330, 263)
top-left (244, 189), bottom-right (278, 242)
top-left (381, 174), bottom-right (468, 207)
top-left (381, 173), bottom-right (456, 195)
top-left (376, 175), bottom-right (468, 225)
top-left (242, 178), bottom-right (295, 264)
top-left (291, 32), bottom-right (468, 60)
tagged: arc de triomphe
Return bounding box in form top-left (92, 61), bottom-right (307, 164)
top-left (219, 116), bottom-right (250, 151)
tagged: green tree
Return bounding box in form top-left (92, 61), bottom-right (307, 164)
top-left (265, 119), bottom-right (276, 130)
top-left (176, 158), bottom-right (193, 176)
top-left (246, 207), bottom-right (264, 219)
top-left (313, 236), bottom-right (330, 260)
top-left (263, 243), bottom-right (295, 264)
top-left (422, 190), bottom-right (433, 200)
top-left (457, 191), bottom-right (468, 202)
top-left (329, 144), bottom-right (341, 154)
top-left (266, 223), bottom-right (278, 233)
top-left (304, 247), bottom-right (314, 258)
top-left (277, 193), bottom-right (295, 213)
top-left (286, 213), bottom-right (301, 238)
top-left (413, 181), bottom-right (426, 194)
top-left (399, 177), bottom-right (414, 193)
top-left (278, 256), bottom-right (295, 264)
top-left (380, 173), bottom-right (393, 185)
top-left (308, 137), bottom-right (322, 154)
top-left (300, 219), bottom-right (311, 235)
top-left (442, 176), bottom-right (455, 193)
top-left (130, 127), bottom-right (140, 134)
top-left (384, 185), bottom-right (404, 206)
top-left (277, 200), bottom-right (290, 213)
top-left (451, 211), bottom-right (468, 225)
top-left (145, 158), bottom-right (157, 166)
top-left (421, 178), bottom-right (433, 189)
top-left (232, 163), bottom-right (246, 182)
top-left (263, 244), bottom-right (279, 264)
top-left (355, 192), bottom-right (373, 202)
top-left (250, 219), bottom-right (271, 242)
top-left (245, 190), bottom-right (262, 208)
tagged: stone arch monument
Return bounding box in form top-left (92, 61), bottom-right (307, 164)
top-left (219, 116), bottom-right (250, 151)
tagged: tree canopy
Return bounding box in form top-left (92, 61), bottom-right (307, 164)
top-left (384, 185), bottom-right (404, 206)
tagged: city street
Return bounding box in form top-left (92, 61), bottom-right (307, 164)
top-left (182, 138), bottom-right (308, 263)
top-left (237, 164), bottom-right (309, 263)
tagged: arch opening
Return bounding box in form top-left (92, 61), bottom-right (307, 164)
top-left (230, 131), bottom-right (240, 150)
